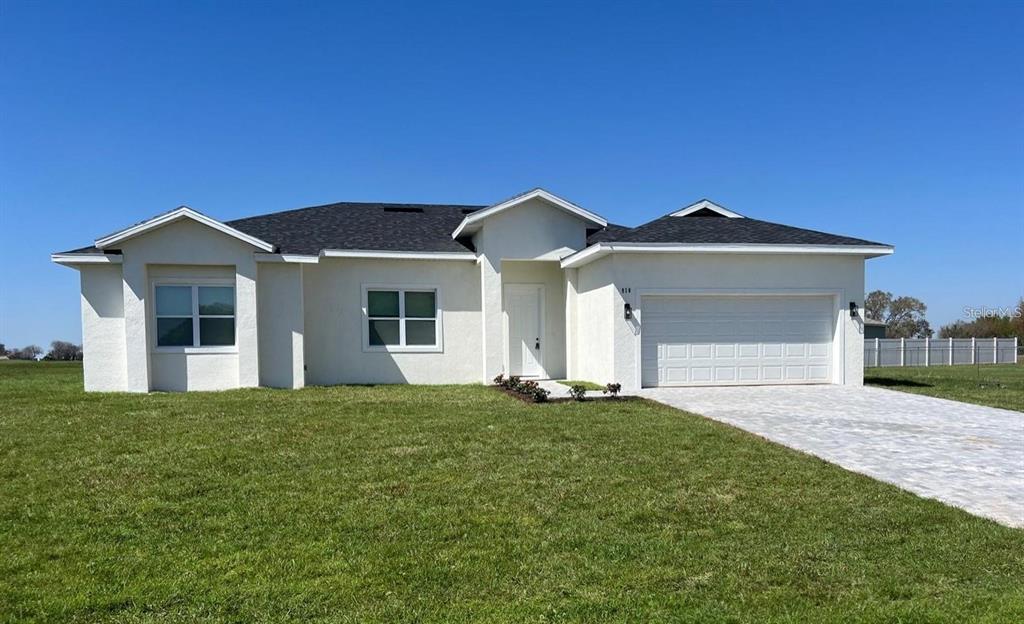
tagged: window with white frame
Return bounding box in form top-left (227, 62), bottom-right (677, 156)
top-left (365, 288), bottom-right (439, 349)
top-left (155, 284), bottom-right (236, 348)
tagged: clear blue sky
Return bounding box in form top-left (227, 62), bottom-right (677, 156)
top-left (1, 0), bottom-right (1022, 349)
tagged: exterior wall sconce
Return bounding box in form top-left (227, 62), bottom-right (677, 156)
top-left (849, 302), bottom-right (859, 318)
top-left (624, 302), bottom-right (633, 320)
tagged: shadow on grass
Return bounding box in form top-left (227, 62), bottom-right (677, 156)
top-left (864, 376), bottom-right (933, 388)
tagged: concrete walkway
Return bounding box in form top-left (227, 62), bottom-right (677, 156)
top-left (638, 385), bottom-right (1024, 528)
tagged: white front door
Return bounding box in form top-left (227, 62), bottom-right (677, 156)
top-left (505, 284), bottom-right (544, 377)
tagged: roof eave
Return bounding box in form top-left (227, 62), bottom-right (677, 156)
top-left (51, 253), bottom-right (123, 267)
top-left (560, 242), bottom-right (895, 268)
top-left (320, 249), bottom-right (477, 261)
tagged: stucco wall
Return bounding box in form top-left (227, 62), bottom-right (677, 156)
top-left (79, 264), bottom-right (127, 391)
top-left (572, 255), bottom-right (616, 384)
top-left (302, 257), bottom-right (482, 385)
top-left (479, 198), bottom-right (589, 260)
top-left (564, 268), bottom-right (578, 379)
top-left (257, 262), bottom-right (305, 388)
top-left (117, 219), bottom-right (261, 392)
top-left (604, 253), bottom-right (866, 390)
top-left (474, 198), bottom-right (590, 380)
top-left (500, 260), bottom-right (567, 379)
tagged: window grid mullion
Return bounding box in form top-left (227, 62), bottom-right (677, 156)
top-left (192, 286), bottom-right (200, 347)
top-left (398, 289), bottom-right (406, 346)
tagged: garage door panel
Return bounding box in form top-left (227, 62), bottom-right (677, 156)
top-left (690, 367), bottom-right (712, 382)
top-left (738, 366), bottom-right (759, 381)
top-left (809, 343), bottom-right (829, 357)
top-left (665, 344), bottom-right (688, 359)
top-left (737, 343), bottom-right (759, 358)
top-left (664, 367), bottom-right (689, 382)
top-left (641, 295), bottom-right (834, 387)
top-left (714, 367), bottom-right (736, 381)
top-left (808, 365), bottom-right (830, 380)
top-left (786, 343), bottom-right (807, 357)
top-left (785, 366), bottom-right (807, 380)
top-left (715, 344), bottom-right (736, 358)
top-left (763, 343), bottom-right (783, 357)
top-left (691, 344), bottom-right (713, 358)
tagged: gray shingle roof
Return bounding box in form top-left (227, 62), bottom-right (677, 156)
top-left (588, 215), bottom-right (884, 246)
top-left (57, 198), bottom-right (887, 256)
top-left (225, 202), bottom-right (485, 255)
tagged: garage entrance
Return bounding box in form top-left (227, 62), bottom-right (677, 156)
top-left (640, 294), bottom-right (835, 387)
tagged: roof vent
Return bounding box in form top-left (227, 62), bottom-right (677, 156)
top-left (683, 207), bottom-right (728, 217)
top-left (670, 200), bottom-right (744, 218)
top-left (383, 206), bottom-right (424, 214)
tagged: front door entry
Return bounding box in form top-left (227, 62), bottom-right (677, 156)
top-left (505, 284), bottom-right (544, 377)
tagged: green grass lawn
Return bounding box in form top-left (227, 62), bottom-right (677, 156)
top-left (865, 363), bottom-right (1023, 412)
top-left (555, 379), bottom-right (605, 391)
top-left (2, 362), bottom-right (1023, 623)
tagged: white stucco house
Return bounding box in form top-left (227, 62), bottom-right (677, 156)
top-left (53, 188), bottom-right (893, 392)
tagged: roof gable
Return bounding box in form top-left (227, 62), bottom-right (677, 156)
top-left (95, 206), bottom-right (275, 252)
top-left (670, 199), bottom-right (744, 218)
top-left (451, 188), bottom-right (606, 239)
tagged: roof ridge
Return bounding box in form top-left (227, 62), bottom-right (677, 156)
top-left (226, 200), bottom-right (487, 224)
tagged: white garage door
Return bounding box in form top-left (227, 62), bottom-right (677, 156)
top-left (641, 295), bottom-right (834, 387)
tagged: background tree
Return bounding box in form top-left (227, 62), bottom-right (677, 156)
top-left (8, 345), bottom-right (43, 360)
top-left (865, 290), bottom-right (933, 338)
top-left (44, 341), bottom-right (83, 361)
top-left (0, 343), bottom-right (6, 357)
top-left (939, 297), bottom-right (1024, 339)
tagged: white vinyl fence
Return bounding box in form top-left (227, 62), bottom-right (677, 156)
top-left (864, 337), bottom-right (1018, 368)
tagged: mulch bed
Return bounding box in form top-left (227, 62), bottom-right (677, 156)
top-left (493, 384), bottom-right (638, 405)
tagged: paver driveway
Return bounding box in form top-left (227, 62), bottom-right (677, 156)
top-left (639, 385), bottom-right (1024, 528)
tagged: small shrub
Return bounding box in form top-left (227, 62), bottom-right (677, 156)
top-left (518, 380), bottom-right (550, 403)
top-left (568, 384), bottom-right (589, 401)
top-left (603, 383), bottom-right (622, 398)
top-left (494, 376), bottom-right (550, 403)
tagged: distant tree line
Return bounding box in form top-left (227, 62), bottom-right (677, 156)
top-left (866, 291), bottom-right (1023, 340)
top-left (1, 341), bottom-right (82, 361)
top-left (938, 299), bottom-right (1024, 340)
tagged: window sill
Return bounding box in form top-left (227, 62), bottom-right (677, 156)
top-left (152, 346), bottom-right (239, 355)
top-left (363, 345), bottom-right (443, 354)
